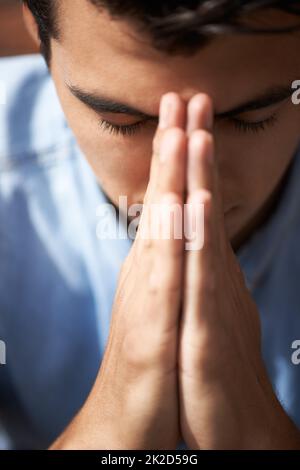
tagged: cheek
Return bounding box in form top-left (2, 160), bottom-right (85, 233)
top-left (75, 123), bottom-right (154, 204)
top-left (217, 125), bottom-right (298, 213)
top-left (216, 118), bottom-right (299, 240)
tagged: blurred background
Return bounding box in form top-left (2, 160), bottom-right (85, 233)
top-left (0, 0), bottom-right (37, 57)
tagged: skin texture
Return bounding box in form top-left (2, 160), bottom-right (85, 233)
top-left (23, 1), bottom-right (300, 449)
top-left (30, 0), bottom-right (300, 249)
top-left (179, 94), bottom-right (300, 449)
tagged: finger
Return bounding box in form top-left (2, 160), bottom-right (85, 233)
top-left (138, 93), bottom-right (186, 241)
top-left (159, 92), bottom-right (187, 131)
top-left (145, 93), bottom-right (186, 205)
top-left (187, 95), bottom-right (226, 253)
top-left (183, 189), bottom-right (216, 330)
top-left (182, 97), bottom-right (218, 331)
top-left (186, 93), bottom-right (213, 136)
top-left (183, 153), bottom-right (217, 330)
top-left (139, 129), bottom-right (187, 333)
top-left (188, 130), bottom-right (214, 194)
top-left (137, 127), bottom-right (187, 252)
top-left (186, 93), bottom-right (215, 197)
top-left (156, 128), bottom-right (187, 199)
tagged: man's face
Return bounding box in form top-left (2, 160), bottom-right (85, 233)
top-left (49, 0), bottom-right (300, 246)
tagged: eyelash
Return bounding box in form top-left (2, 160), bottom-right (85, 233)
top-left (99, 119), bottom-right (147, 136)
top-left (230, 114), bottom-right (278, 134)
top-left (99, 113), bottom-right (278, 136)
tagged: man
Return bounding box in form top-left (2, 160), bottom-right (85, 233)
top-left (0, 0), bottom-right (300, 449)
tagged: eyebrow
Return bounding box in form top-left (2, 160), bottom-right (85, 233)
top-left (67, 84), bottom-right (157, 120)
top-left (216, 86), bottom-right (293, 119)
top-left (67, 83), bottom-right (293, 122)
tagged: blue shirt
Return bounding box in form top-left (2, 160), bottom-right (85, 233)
top-left (0, 54), bottom-right (300, 450)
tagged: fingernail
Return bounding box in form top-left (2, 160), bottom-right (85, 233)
top-left (159, 95), bottom-right (173, 129)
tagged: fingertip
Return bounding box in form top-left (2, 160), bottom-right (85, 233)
top-left (187, 93), bottom-right (214, 134)
top-left (159, 92), bottom-right (186, 130)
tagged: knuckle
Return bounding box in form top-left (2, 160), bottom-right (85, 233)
top-left (122, 332), bottom-right (147, 371)
top-left (190, 129), bottom-right (214, 151)
top-left (190, 93), bottom-right (213, 112)
top-left (122, 326), bottom-right (177, 375)
top-left (163, 127), bottom-right (186, 146)
top-left (148, 272), bottom-right (181, 297)
top-left (121, 330), bottom-right (162, 373)
top-left (160, 191), bottom-right (183, 206)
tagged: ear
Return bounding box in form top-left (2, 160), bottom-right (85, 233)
top-left (22, 3), bottom-right (40, 46)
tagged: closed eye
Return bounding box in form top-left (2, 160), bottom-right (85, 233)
top-left (99, 117), bottom-right (155, 136)
top-left (98, 112), bottom-right (278, 137)
top-left (229, 114), bottom-right (278, 134)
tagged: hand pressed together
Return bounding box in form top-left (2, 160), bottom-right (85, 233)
top-left (51, 92), bottom-right (300, 450)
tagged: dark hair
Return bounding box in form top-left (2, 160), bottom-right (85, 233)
top-left (23, 0), bottom-right (300, 62)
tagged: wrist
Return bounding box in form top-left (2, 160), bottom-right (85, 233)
top-left (233, 376), bottom-right (300, 450)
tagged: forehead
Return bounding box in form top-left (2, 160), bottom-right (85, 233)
top-left (54, 0), bottom-right (300, 112)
